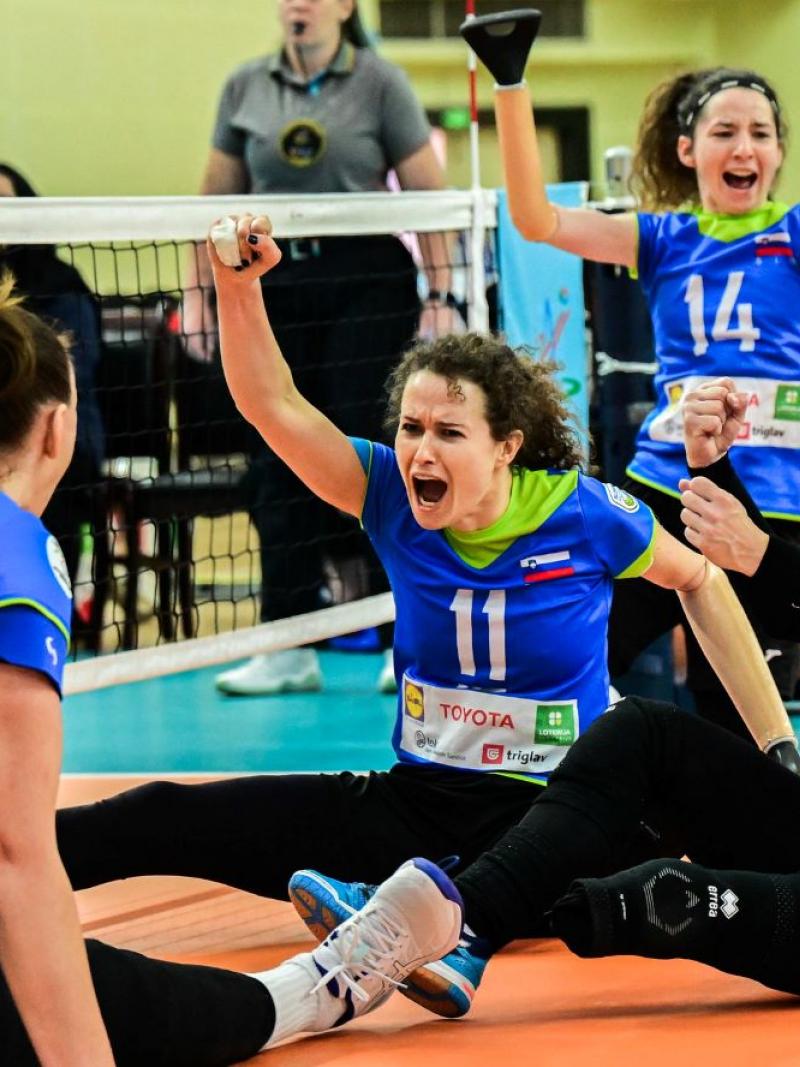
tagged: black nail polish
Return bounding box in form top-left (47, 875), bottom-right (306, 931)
top-left (247, 234), bottom-right (259, 245)
top-left (234, 265), bottom-right (243, 272)
top-left (252, 251), bottom-right (262, 261)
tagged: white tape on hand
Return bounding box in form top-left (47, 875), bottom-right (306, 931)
top-left (209, 216), bottom-right (242, 267)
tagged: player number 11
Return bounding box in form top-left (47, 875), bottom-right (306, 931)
top-left (449, 589), bottom-right (507, 681)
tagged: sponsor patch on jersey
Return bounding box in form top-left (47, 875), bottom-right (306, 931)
top-left (279, 119), bottom-right (327, 167)
top-left (519, 550), bottom-right (574, 584)
top-left (774, 384), bottom-right (800, 422)
top-left (533, 703), bottom-right (576, 746)
top-left (481, 742), bottom-right (505, 765)
top-left (603, 483), bottom-right (639, 513)
top-left (46, 535), bottom-right (73, 599)
top-left (404, 680), bottom-right (424, 721)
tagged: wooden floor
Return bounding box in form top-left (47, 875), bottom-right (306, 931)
top-left (61, 776), bottom-right (800, 1067)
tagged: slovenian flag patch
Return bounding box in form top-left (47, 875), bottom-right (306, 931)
top-left (754, 232), bottom-right (794, 259)
top-left (520, 550), bottom-right (574, 583)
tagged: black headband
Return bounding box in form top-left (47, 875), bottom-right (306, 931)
top-left (679, 75), bottom-right (780, 133)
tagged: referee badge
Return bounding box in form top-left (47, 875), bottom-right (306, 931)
top-left (279, 119), bottom-right (327, 167)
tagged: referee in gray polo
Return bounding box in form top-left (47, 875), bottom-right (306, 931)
top-left (184, 1), bottom-right (451, 697)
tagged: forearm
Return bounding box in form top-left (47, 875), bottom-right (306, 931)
top-left (494, 84), bottom-right (558, 242)
top-left (217, 283), bottom-right (297, 430)
top-left (0, 856), bottom-right (114, 1066)
top-left (678, 560), bottom-right (795, 751)
top-left (688, 453), bottom-right (769, 532)
top-left (418, 231), bottom-right (454, 295)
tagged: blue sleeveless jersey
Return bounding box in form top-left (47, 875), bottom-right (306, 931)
top-left (0, 491), bottom-right (72, 694)
top-left (628, 204), bottom-right (800, 519)
top-left (357, 440), bottom-right (655, 783)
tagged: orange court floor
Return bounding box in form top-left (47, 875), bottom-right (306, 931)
top-left (62, 775), bottom-right (800, 1067)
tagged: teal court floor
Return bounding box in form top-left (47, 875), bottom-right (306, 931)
top-left (63, 647), bottom-right (800, 775)
top-left (63, 650), bottom-right (397, 774)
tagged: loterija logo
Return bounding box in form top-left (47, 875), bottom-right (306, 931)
top-left (481, 743), bottom-right (505, 765)
top-left (404, 681), bottom-right (424, 721)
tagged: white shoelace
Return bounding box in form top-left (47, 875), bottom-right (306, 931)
top-left (310, 906), bottom-right (410, 1004)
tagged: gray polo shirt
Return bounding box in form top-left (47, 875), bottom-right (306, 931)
top-left (212, 42), bottom-right (432, 194)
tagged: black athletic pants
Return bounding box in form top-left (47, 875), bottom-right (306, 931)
top-left (608, 480), bottom-right (800, 738)
top-left (0, 940), bottom-right (274, 1066)
top-left (455, 695), bottom-right (800, 951)
top-left (248, 235), bottom-right (420, 639)
top-left (57, 764), bottom-right (546, 928)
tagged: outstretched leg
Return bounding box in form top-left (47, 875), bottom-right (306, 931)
top-left (553, 858), bottom-right (800, 996)
top-left (454, 696), bottom-right (800, 953)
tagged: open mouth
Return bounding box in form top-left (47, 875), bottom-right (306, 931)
top-left (723, 172), bottom-right (757, 190)
top-left (413, 476), bottom-right (447, 507)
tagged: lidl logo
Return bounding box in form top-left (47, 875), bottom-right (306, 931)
top-left (404, 681), bottom-right (424, 721)
top-left (534, 704), bottom-right (576, 746)
top-left (667, 382), bottom-right (684, 407)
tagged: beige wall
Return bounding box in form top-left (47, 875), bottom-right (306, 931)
top-left (2, 0), bottom-right (799, 197)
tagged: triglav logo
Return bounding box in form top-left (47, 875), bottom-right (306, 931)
top-left (481, 743), bottom-right (505, 765)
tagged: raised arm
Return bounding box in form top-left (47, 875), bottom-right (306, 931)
top-left (209, 214), bottom-right (368, 517)
top-left (0, 663), bottom-right (114, 1066)
top-left (642, 525), bottom-right (797, 759)
top-left (462, 11), bottom-right (637, 267)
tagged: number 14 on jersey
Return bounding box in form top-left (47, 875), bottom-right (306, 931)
top-left (685, 271), bottom-right (760, 356)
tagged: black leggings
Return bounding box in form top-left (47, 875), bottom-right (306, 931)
top-left (0, 940), bottom-right (273, 1066)
top-left (455, 695), bottom-right (800, 950)
top-left (608, 480), bottom-right (800, 738)
top-left (57, 764), bottom-right (545, 910)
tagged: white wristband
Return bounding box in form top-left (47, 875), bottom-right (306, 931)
top-left (209, 216), bottom-right (242, 267)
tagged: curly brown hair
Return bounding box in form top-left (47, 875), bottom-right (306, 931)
top-left (384, 333), bottom-right (585, 471)
top-left (631, 67), bottom-right (786, 211)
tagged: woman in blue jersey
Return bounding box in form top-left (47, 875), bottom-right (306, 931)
top-left (298, 378), bottom-right (800, 1016)
top-left (0, 272), bottom-right (463, 1064)
top-left (484, 55), bottom-right (800, 734)
top-left (54, 214), bottom-right (795, 1023)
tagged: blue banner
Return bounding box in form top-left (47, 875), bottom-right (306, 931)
top-left (497, 182), bottom-right (588, 433)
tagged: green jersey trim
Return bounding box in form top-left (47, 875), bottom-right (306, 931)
top-left (615, 519), bottom-right (658, 579)
top-left (629, 213), bottom-right (641, 281)
top-left (444, 468), bottom-right (580, 570)
top-left (691, 201), bottom-right (790, 243)
top-left (625, 468), bottom-right (683, 500)
top-left (495, 771), bottom-right (548, 786)
top-left (0, 597), bottom-right (70, 644)
top-left (357, 440), bottom-right (375, 529)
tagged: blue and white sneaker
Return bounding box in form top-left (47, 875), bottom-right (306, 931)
top-left (261, 858), bottom-right (464, 1046)
top-left (289, 868), bottom-right (491, 1018)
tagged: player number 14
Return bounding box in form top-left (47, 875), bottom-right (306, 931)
top-left (685, 271), bottom-right (760, 356)
top-left (449, 589), bottom-right (507, 681)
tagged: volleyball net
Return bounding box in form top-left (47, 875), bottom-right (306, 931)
top-left (0, 191), bottom-right (499, 692)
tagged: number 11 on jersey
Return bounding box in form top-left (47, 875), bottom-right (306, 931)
top-left (449, 589), bottom-right (507, 681)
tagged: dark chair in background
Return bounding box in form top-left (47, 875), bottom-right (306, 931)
top-left (87, 296), bottom-right (254, 651)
